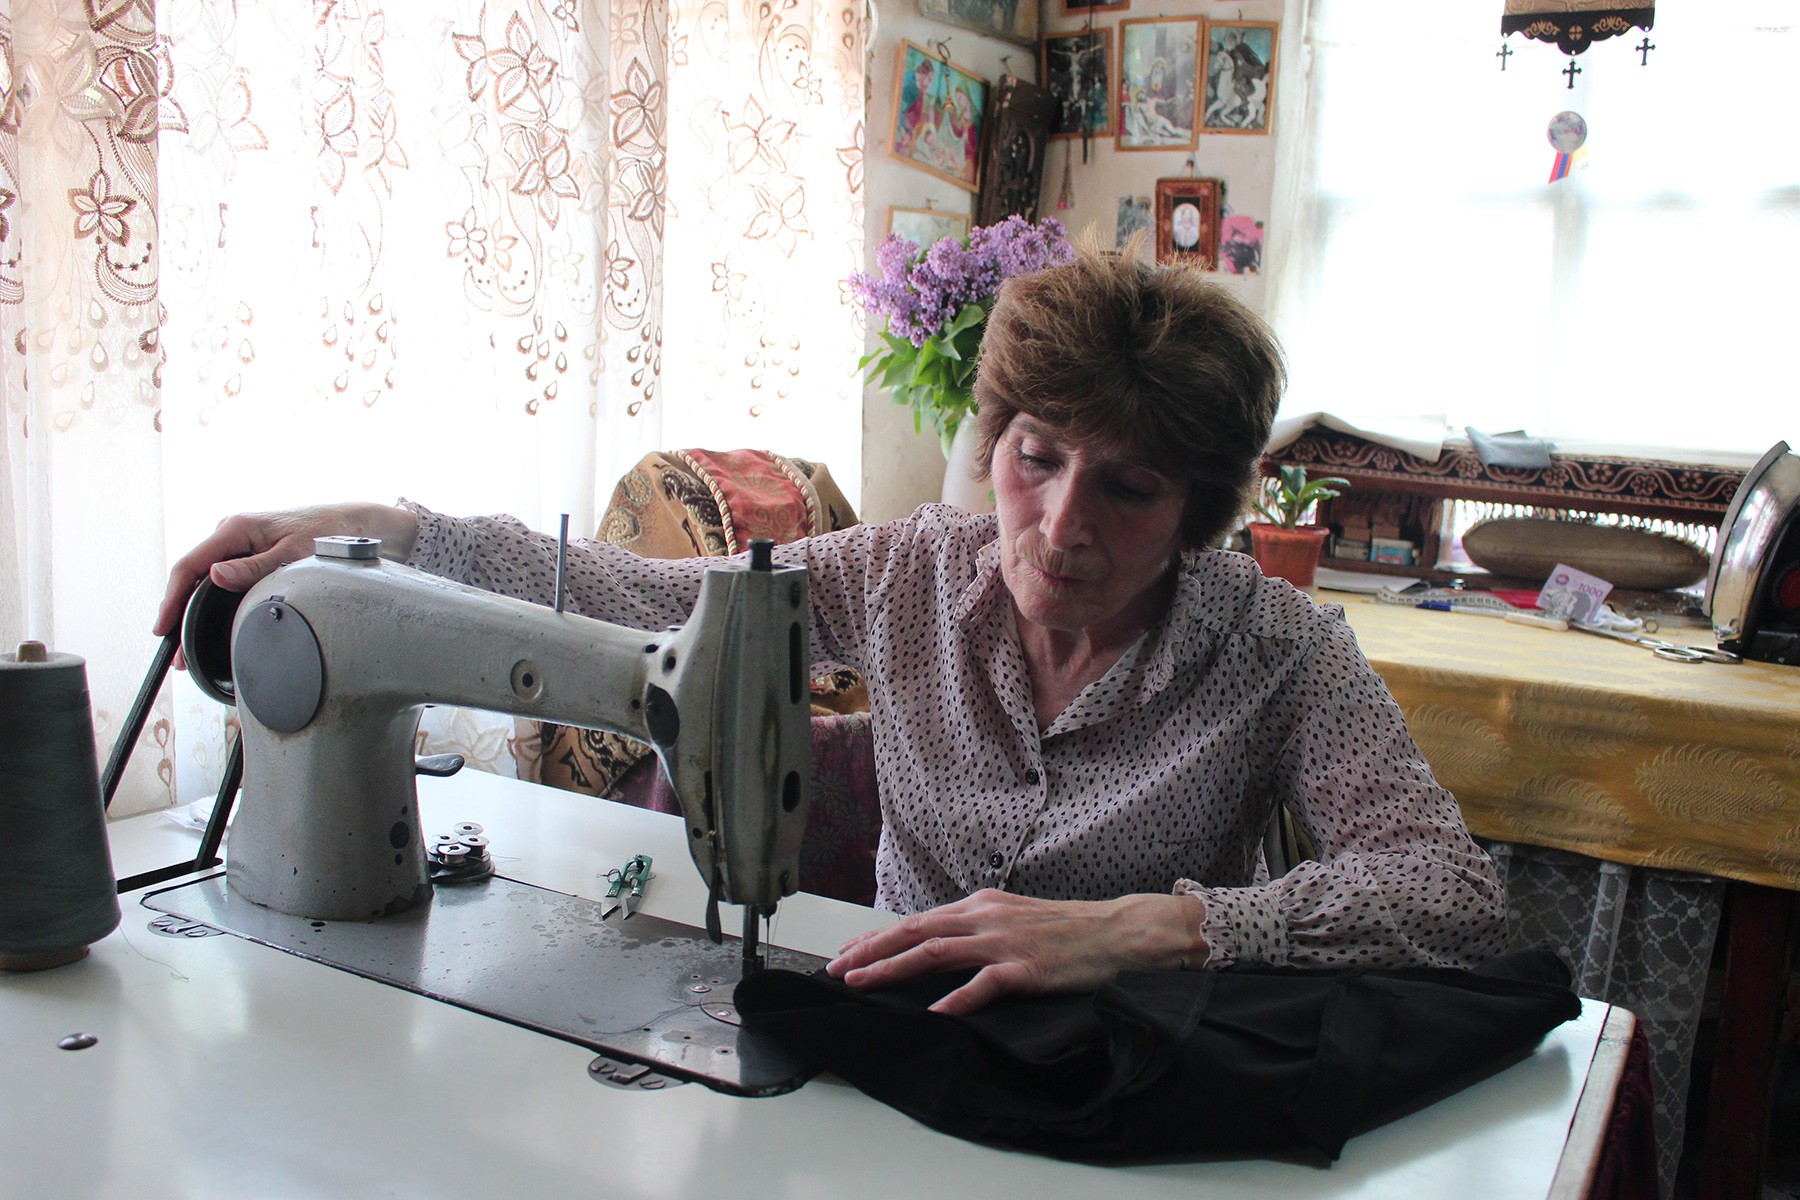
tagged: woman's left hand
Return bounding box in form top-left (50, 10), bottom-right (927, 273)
top-left (825, 889), bottom-right (1209, 1016)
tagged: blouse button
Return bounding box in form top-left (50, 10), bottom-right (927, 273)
top-left (1024, 768), bottom-right (1040, 786)
top-left (988, 851), bottom-right (1005, 870)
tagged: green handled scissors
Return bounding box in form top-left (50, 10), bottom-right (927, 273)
top-left (601, 854), bottom-right (654, 919)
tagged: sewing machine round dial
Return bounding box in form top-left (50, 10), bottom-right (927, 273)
top-left (234, 601), bottom-right (324, 734)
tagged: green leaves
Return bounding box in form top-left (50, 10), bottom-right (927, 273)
top-left (858, 303), bottom-right (989, 452)
top-left (1251, 465), bottom-right (1351, 529)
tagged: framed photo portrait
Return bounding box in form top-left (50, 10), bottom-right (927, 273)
top-left (1042, 29), bottom-right (1113, 141)
top-left (889, 41), bottom-right (989, 193)
top-left (1154, 177), bottom-right (1221, 268)
top-left (1117, 17), bottom-right (1200, 152)
top-left (1200, 20), bottom-right (1279, 135)
top-left (917, 0), bottom-right (1037, 48)
top-left (887, 206), bottom-right (970, 248)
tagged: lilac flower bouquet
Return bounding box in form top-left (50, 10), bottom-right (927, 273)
top-left (850, 215), bottom-right (1074, 455)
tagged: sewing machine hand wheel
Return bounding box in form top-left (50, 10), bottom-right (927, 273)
top-left (182, 575), bottom-right (244, 705)
top-left (180, 577), bottom-right (465, 777)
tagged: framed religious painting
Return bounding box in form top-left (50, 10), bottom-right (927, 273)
top-left (889, 41), bottom-right (989, 193)
top-left (918, 0), bottom-right (1037, 49)
top-left (1062, 0), bottom-right (1127, 16)
top-left (1154, 176), bottom-right (1221, 268)
top-left (887, 206), bottom-right (970, 248)
top-left (1116, 16), bottom-right (1200, 152)
top-left (1042, 28), bottom-right (1113, 141)
top-left (1200, 20), bottom-right (1279, 135)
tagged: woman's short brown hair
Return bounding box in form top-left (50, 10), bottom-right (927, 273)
top-left (972, 240), bottom-right (1286, 549)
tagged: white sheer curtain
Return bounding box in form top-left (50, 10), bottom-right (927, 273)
top-left (1267, 1), bottom-right (1799, 464)
top-left (0, 0), bottom-right (865, 817)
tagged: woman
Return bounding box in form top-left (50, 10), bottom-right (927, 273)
top-left (154, 245), bottom-right (1505, 1016)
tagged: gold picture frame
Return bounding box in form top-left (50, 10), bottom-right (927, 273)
top-left (1117, 16), bottom-right (1201, 152)
top-left (1200, 20), bottom-right (1279, 135)
top-left (886, 206), bottom-right (971, 247)
top-left (889, 41), bottom-right (989, 193)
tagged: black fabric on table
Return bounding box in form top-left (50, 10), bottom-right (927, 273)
top-left (735, 946), bottom-right (1581, 1162)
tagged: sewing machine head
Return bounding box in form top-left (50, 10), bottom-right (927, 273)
top-left (196, 537), bottom-right (811, 938)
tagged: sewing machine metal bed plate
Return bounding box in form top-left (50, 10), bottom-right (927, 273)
top-left (142, 871), bottom-right (826, 1097)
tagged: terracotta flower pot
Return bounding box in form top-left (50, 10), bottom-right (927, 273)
top-left (1248, 523), bottom-right (1330, 589)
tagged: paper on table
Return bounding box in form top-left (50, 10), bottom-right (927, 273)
top-left (1536, 563), bottom-right (1613, 624)
top-left (161, 799), bottom-right (217, 832)
top-left (1313, 566), bottom-right (1424, 594)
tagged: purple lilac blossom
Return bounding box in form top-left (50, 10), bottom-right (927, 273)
top-left (849, 216), bottom-right (1073, 348)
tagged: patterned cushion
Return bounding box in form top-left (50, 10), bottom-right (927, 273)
top-left (534, 450), bottom-right (866, 799)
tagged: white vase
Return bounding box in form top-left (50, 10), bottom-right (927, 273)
top-left (940, 419), bottom-right (993, 513)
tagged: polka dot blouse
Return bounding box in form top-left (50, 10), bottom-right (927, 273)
top-left (405, 500), bottom-right (1506, 971)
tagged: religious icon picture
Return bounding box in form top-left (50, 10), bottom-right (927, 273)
top-left (1219, 214), bottom-right (1263, 275)
top-left (918, 0), bottom-right (1037, 50)
top-left (1200, 20), bottom-right (1279, 135)
top-left (1117, 17), bottom-right (1201, 152)
top-left (887, 206), bottom-right (971, 248)
top-left (1061, 0), bottom-right (1127, 15)
top-left (1043, 29), bottom-right (1113, 140)
top-left (889, 41), bottom-right (989, 192)
top-left (1155, 177), bottom-right (1221, 268)
top-left (1116, 195), bottom-right (1152, 249)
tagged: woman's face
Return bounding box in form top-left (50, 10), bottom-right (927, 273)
top-left (991, 414), bottom-right (1188, 642)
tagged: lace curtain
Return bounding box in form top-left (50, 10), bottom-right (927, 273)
top-left (0, 0), bottom-right (866, 817)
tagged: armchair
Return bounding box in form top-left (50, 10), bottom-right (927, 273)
top-left (530, 449), bottom-right (881, 905)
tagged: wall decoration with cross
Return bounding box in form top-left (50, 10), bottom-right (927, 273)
top-left (1499, 1), bottom-right (1655, 59)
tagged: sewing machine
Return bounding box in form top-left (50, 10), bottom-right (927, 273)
top-left (152, 533), bottom-right (820, 1093)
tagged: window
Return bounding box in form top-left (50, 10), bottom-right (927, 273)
top-left (1270, 1), bottom-right (1798, 463)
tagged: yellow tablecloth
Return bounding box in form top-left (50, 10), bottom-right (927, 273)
top-left (1336, 595), bottom-right (1800, 890)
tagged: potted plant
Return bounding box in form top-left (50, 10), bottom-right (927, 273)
top-left (848, 217), bottom-right (1074, 509)
top-left (1247, 465), bottom-right (1350, 589)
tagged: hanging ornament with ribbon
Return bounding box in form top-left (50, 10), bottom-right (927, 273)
top-left (1546, 110), bottom-right (1588, 182)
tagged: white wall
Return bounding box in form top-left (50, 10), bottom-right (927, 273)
top-left (857, 0), bottom-right (1289, 523)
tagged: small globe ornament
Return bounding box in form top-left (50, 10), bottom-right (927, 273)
top-left (1547, 111), bottom-right (1588, 154)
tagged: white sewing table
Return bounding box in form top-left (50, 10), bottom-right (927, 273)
top-left (3, 769), bottom-right (1628, 1199)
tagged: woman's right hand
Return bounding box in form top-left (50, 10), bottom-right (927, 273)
top-left (152, 503), bottom-right (418, 640)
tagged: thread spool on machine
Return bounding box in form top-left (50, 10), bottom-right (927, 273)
top-left (0, 640), bottom-right (121, 972)
top-left (1, 577), bottom-right (258, 973)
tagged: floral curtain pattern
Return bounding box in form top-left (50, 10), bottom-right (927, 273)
top-left (1, 2), bottom-right (173, 813)
top-left (614, 0), bottom-right (867, 467)
top-left (0, 0), bottom-right (865, 817)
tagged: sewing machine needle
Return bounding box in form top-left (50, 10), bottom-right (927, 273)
top-left (554, 513), bottom-right (569, 614)
top-left (741, 906), bottom-right (764, 975)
